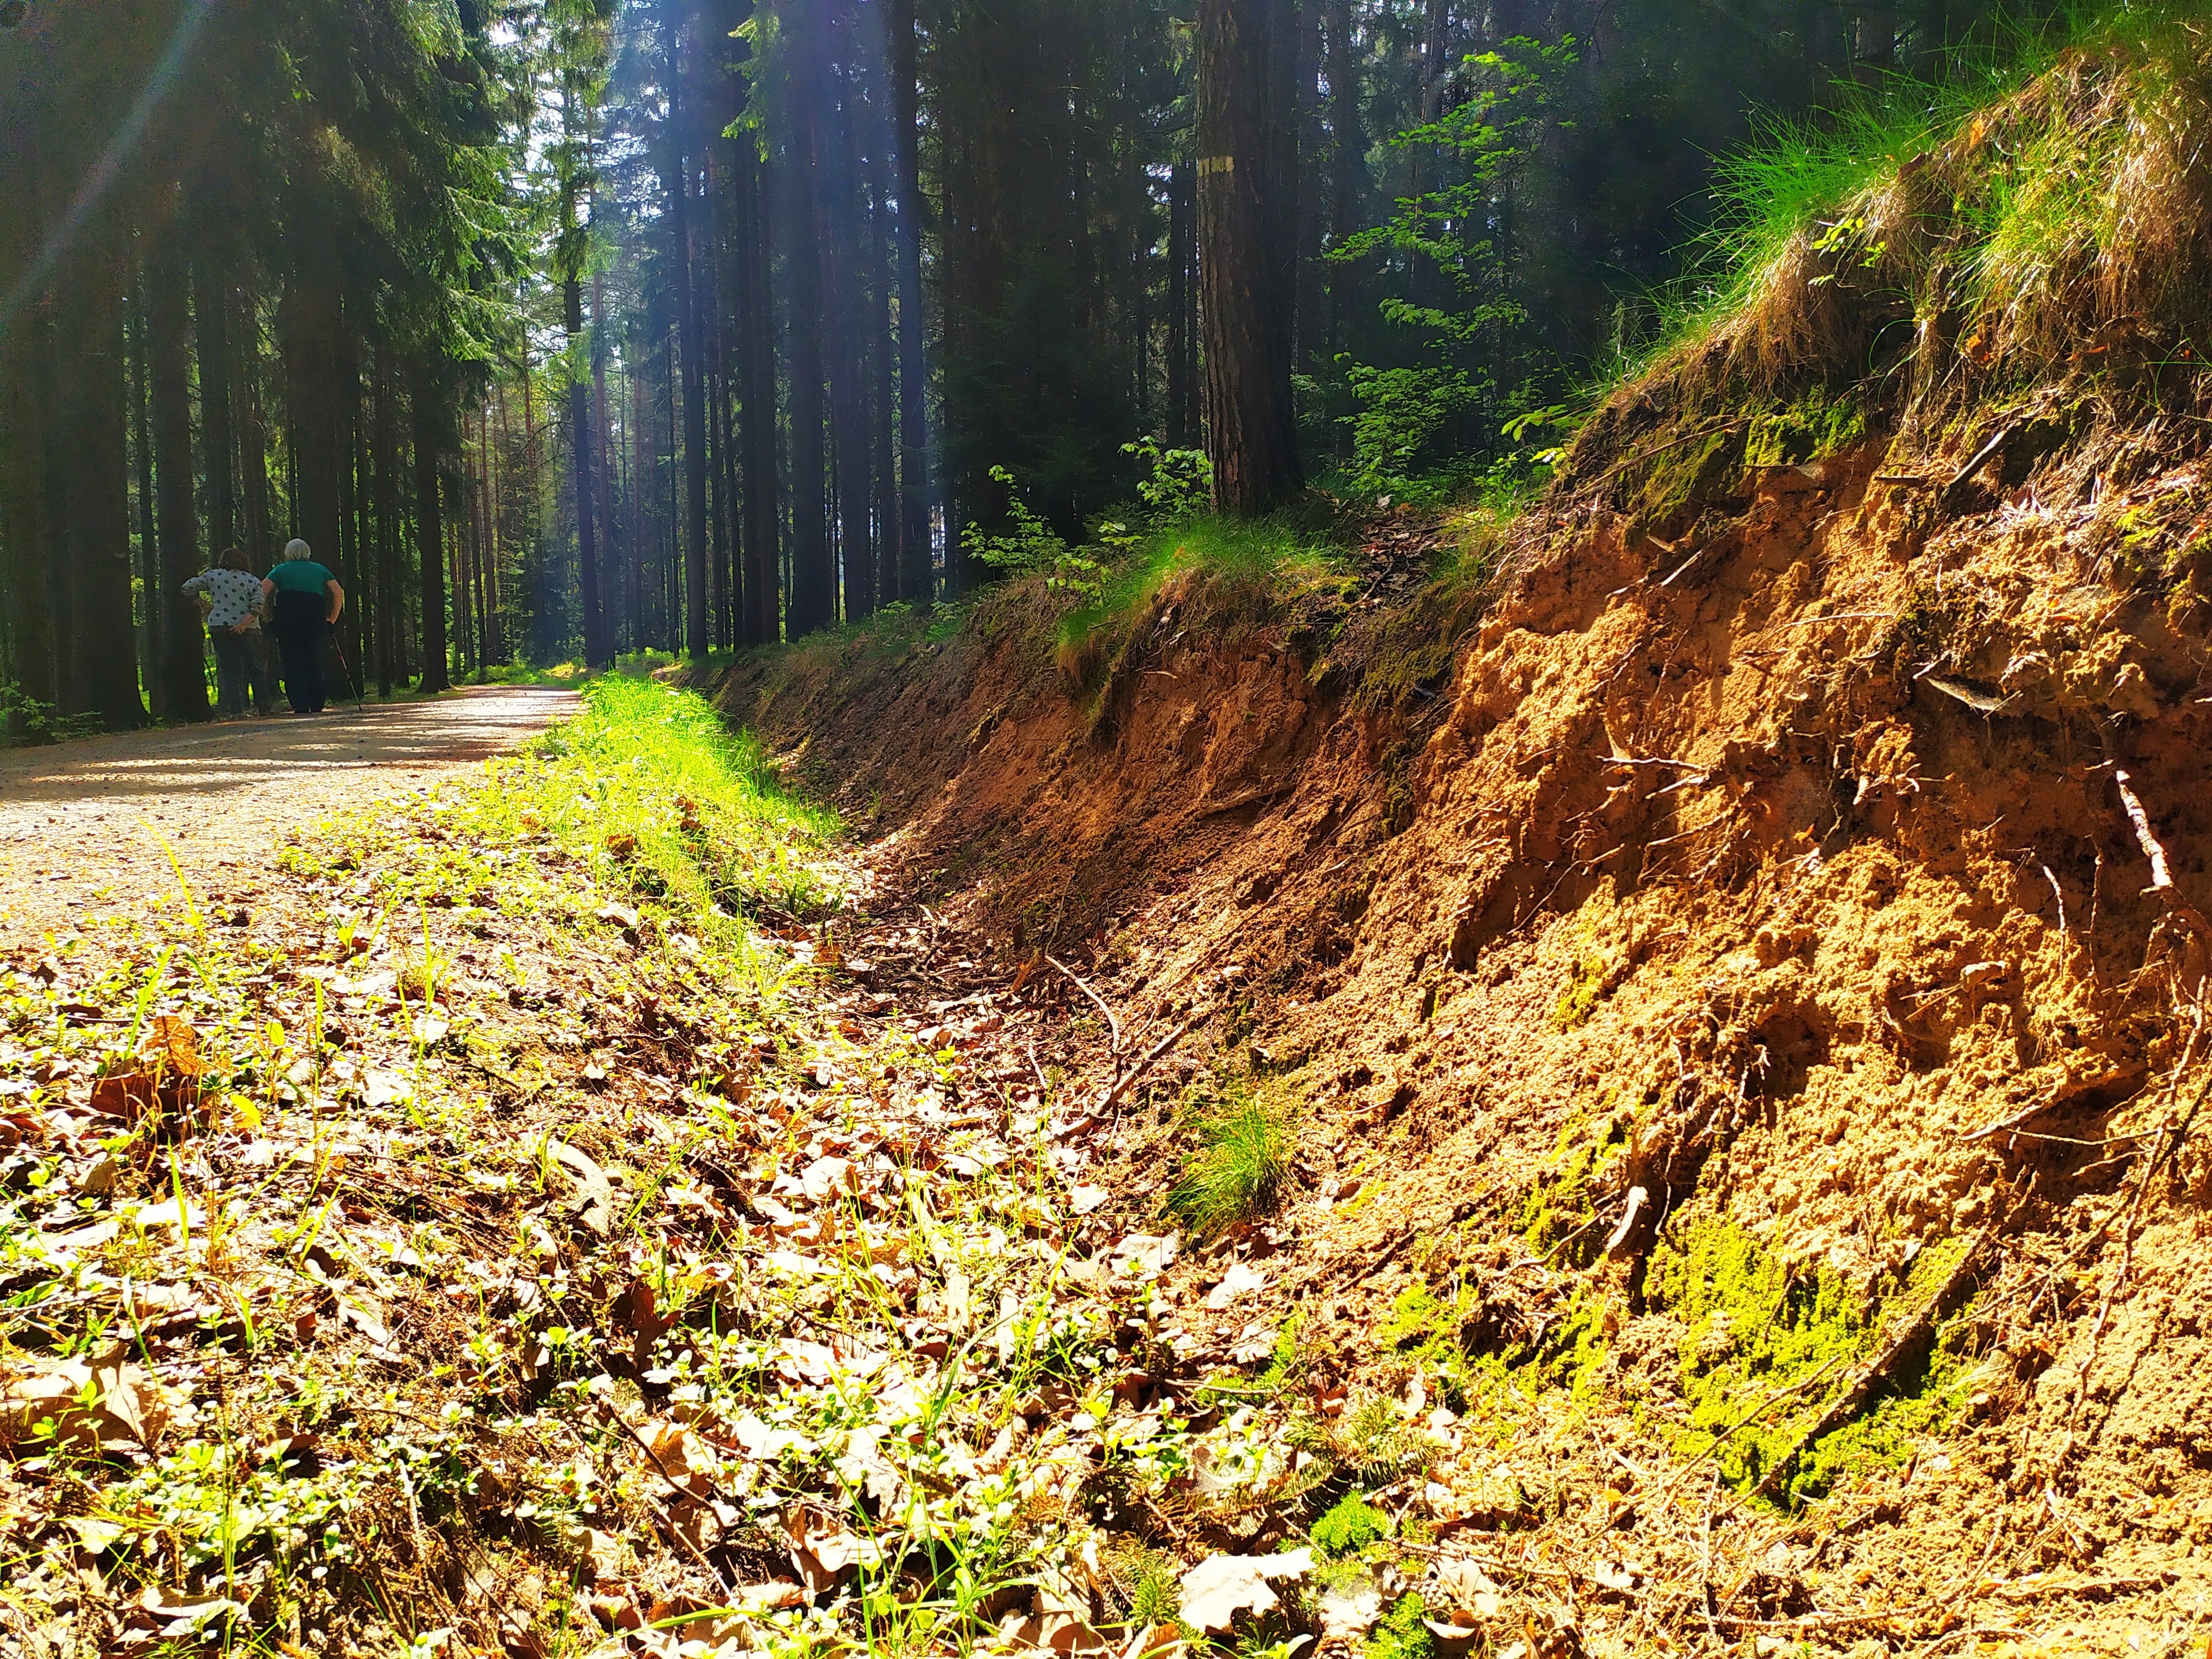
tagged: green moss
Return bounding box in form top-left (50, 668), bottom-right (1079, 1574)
top-left (1742, 388), bottom-right (1867, 470)
top-left (1515, 1105), bottom-right (1628, 1258)
top-left (1311, 1494), bottom-right (1390, 1558)
top-left (1365, 1595), bottom-right (1437, 1659)
top-left (1646, 1222), bottom-right (1977, 1504)
top-left (1631, 421), bottom-right (1745, 524)
top-left (1552, 955), bottom-right (1606, 1030)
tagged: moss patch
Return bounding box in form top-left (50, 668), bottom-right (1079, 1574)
top-left (1646, 1222), bottom-right (1976, 1504)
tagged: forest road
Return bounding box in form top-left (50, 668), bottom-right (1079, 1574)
top-left (0, 685), bottom-right (578, 946)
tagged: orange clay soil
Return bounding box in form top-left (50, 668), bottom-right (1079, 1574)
top-left (717, 424), bottom-right (2212, 1652)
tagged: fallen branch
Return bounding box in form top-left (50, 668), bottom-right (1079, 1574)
top-left (1941, 424), bottom-right (2016, 504)
top-left (1093, 1015), bottom-right (1196, 1115)
top-left (1961, 1091), bottom-right (2067, 1143)
top-left (1046, 953), bottom-right (1121, 1056)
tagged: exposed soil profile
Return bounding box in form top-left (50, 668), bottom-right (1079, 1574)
top-left (718, 67), bottom-right (2212, 1631)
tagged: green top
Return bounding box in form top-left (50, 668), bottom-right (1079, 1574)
top-left (266, 559), bottom-right (336, 597)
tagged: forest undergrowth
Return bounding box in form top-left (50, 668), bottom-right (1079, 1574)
top-left (2, 679), bottom-right (1612, 1659)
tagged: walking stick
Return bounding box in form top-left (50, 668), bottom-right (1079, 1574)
top-left (330, 630), bottom-right (367, 712)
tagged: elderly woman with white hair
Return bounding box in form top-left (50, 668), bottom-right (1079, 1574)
top-left (260, 539), bottom-right (346, 715)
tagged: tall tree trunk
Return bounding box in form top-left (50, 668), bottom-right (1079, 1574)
top-left (1324, 0), bottom-right (1360, 367)
top-left (239, 286), bottom-right (275, 572)
top-left (129, 279), bottom-right (159, 702)
top-left (149, 232), bottom-right (209, 720)
top-left (412, 363), bottom-right (451, 692)
top-left (704, 157), bottom-right (736, 649)
top-left (195, 255), bottom-right (237, 559)
top-left (735, 135), bottom-right (782, 642)
top-left (865, 97), bottom-right (901, 609)
top-left (0, 140), bottom-right (59, 717)
top-left (283, 267), bottom-right (344, 569)
top-left (57, 248), bottom-right (145, 728)
top-left (1197, 0), bottom-right (1304, 514)
top-left (886, 0), bottom-right (932, 609)
top-left (785, 24), bottom-right (835, 639)
top-left (709, 305), bottom-right (740, 646)
top-left (591, 266), bottom-right (617, 658)
top-left (1167, 158), bottom-right (1197, 448)
top-left (566, 277), bottom-right (608, 668)
top-left (373, 348), bottom-right (400, 695)
top-left (1292, 0), bottom-right (1324, 373)
top-left (665, 0), bottom-right (712, 659)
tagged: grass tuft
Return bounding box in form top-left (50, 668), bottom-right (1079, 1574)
top-left (1166, 1079), bottom-right (1295, 1239)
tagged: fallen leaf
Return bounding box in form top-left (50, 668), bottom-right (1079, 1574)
top-left (1112, 1233), bottom-right (1180, 1277)
top-left (1177, 1550), bottom-right (1312, 1633)
top-left (138, 1587), bottom-right (244, 1639)
top-left (1205, 1261), bottom-right (1268, 1310)
top-left (733, 1582), bottom-right (807, 1613)
top-left (127, 1197), bottom-right (205, 1235)
top-left (145, 1016), bottom-right (206, 1078)
top-left (1321, 1578), bottom-right (1385, 1641)
top-left (1593, 1559), bottom-right (1640, 1592)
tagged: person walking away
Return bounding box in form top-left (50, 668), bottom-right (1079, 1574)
top-left (180, 548), bottom-right (265, 719)
top-left (262, 539), bottom-right (346, 714)
top-left (244, 586), bottom-right (280, 715)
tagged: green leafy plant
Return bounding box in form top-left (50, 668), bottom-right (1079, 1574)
top-left (1123, 437), bottom-right (1213, 523)
top-left (1365, 1593), bottom-right (1438, 1659)
top-left (964, 464), bottom-right (1109, 604)
top-left (1311, 1492), bottom-right (1390, 1558)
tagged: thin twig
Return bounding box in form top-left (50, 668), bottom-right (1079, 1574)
top-left (1046, 953), bottom-right (1121, 1056)
top-left (1092, 1016), bottom-right (1196, 1116)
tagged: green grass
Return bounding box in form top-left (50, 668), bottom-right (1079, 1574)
top-left (1166, 1077), bottom-right (1296, 1239)
top-left (1057, 514), bottom-right (1357, 681)
top-left (523, 676), bottom-right (842, 928)
top-left (1601, 0), bottom-right (2185, 388)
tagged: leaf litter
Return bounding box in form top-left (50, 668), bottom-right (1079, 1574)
top-left (0, 682), bottom-right (1432, 1659)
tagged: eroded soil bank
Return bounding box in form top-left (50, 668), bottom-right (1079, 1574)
top-left (720, 435), bottom-right (2212, 1653)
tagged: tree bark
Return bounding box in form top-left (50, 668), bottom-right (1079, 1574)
top-left (57, 248), bottom-right (146, 729)
top-left (283, 265), bottom-right (345, 571)
top-left (734, 135), bottom-right (782, 642)
top-left (0, 142), bottom-right (59, 717)
top-left (1324, 0), bottom-right (1360, 364)
top-left (1167, 158), bottom-right (1197, 448)
top-left (566, 277), bottom-right (608, 668)
top-left (195, 252), bottom-right (237, 560)
top-left (1197, 0), bottom-right (1304, 514)
top-left (886, 0), bottom-right (932, 609)
top-left (665, 0), bottom-right (712, 659)
top-left (149, 230), bottom-right (209, 720)
top-left (785, 7), bottom-right (835, 639)
top-left (412, 362), bottom-right (451, 693)
top-left (129, 279), bottom-right (159, 700)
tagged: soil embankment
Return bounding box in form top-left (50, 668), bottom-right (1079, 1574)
top-left (724, 442), bottom-right (2212, 1647)
top-left (717, 37), bottom-right (2212, 1638)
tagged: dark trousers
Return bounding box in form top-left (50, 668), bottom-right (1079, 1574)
top-left (244, 629), bottom-right (278, 713)
top-left (273, 592), bottom-right (327, 713)
top-left (209, 631), bottom-right (252, 717)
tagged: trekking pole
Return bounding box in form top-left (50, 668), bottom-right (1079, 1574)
top-left (330, 632), bottom-right (367, 712)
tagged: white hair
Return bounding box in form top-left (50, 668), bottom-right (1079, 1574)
top-left (285, 538), bottom-right (311, 561)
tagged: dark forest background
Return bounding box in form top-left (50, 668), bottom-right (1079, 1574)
top-left (0, 0), bottom-right (2046, 727)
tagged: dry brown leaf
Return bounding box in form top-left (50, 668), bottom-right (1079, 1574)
top-left (1176, 1550), bottom-right (1312, 1633)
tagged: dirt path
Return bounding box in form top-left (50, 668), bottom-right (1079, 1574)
top-left (0, 685), bottom-right (578, 944)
